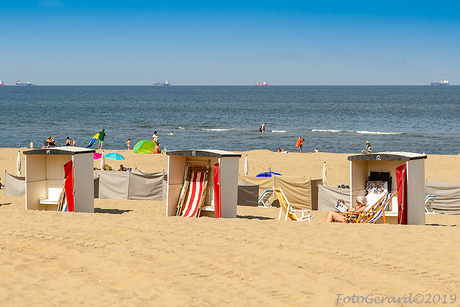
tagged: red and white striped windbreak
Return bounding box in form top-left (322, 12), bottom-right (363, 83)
top-left (181, 170), bottom-right (206, 217)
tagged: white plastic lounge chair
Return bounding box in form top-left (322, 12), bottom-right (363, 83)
top-left (176, 164), bottom-right (209, 218)
top-left (274, 187), bottom-right (314, 222)
top-left (258, 189), bottom-right (273, 207)
top-left (425, 195), bottom-right (437, 214)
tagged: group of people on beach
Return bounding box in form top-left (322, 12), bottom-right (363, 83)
top-left (261, 123), bottom-right (319, 153)
top-left (276, 137), bottom-right (319, 154)
top-left (65, 137), bottom-right (76, 147)
top-left (96, 128), bottom-right (164, 153)
top-left (41, 136), bottom-right (75, 148)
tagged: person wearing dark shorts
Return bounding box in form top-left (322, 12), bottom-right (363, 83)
top-left (296, 136), bottom-right (305, 153)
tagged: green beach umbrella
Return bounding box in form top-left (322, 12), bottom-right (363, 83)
top-left (133, 140), bottom-right (156, 154)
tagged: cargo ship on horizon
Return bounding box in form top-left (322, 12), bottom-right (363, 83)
top-left (16, 80), bottom-right (36, 86)
top-left (153, 80), bottom-right (170, 86)
top-left (431, 80), bottom-right (449, 86)
top-left (255, 82), bottom-right (268, 86)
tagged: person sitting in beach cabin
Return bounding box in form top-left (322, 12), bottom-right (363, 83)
top-left (65, 137), bottom-right (71, 146)
top-left (322, 196), bottom-right (368, 223)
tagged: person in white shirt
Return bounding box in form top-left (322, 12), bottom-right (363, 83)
top-left (152, 131), bottom-right (158, 143)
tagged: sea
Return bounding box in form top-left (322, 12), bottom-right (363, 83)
top-left (1, 85), bottom-right (459, 155)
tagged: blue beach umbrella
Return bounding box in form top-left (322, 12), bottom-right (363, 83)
top-left (104, 152), bottom-right (125, 170)
top-left (104, 152), bottom-right (125, 160)
top-left (256, 171), bottom-right (282, 177)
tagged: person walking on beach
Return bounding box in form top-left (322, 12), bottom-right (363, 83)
top-left (98, 129), bottom-right (106, 149)
top-left (126, 138), bottom-right (132, 150)
top-left (260, 123), bottom-right (266, 133)
top-left (65, 137), bottom-right (71, 146)
top-left (296, 136), bottom-right (305, 153)
top-left (72, 138), bottom-right (76, 146)
top-left (152, 131), bottom-right (159, 144)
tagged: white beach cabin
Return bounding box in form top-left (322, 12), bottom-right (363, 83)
top-left (166, 149), bottom-right (241, 218)
top-left (348, 152), bottom-right (427, 225)
top-left (24, 147), bottom-right (95, 212)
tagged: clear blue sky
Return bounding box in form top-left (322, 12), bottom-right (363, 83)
top-left (1, 1), bottom-right (459, 85)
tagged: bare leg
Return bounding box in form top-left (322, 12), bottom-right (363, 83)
top-left (323, 211), bottom-right (345, 223)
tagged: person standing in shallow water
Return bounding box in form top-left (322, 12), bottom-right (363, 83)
top-left (260, 123), bottom-right (266, 133)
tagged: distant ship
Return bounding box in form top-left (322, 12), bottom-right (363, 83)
top-left (16, 80), bottom-right (36, 86)
top-left (255, 82), bottom-right (268, 86)
top-left (0, 80), bottom-right (4, 86)
top-left (431, 80), bottom-right (449, 86)
top-left (153, 80), bottom-right (170, 86)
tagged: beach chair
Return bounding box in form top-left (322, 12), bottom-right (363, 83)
top-left (258, 189), bottom-right (273, 207)
top-left (176, 163), bottom-right (210, 218)
top-left (346, 192), bottom-right (397, 224)
top-left (273, 187), bottom-right (314, 222)
top-left (425, 195), bottom-right (437, 214)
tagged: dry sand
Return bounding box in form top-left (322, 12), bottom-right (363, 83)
top-left (0, 148), bottom-right (459, 306)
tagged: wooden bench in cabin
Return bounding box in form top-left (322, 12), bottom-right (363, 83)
top-left (39, 187), bottom-right (63, 205)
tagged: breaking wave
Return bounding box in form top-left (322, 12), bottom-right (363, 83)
top-left (312, 129), bottom-right (403, 135)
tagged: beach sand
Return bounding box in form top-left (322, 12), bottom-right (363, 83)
top-left (1, 148), bottom-right (459, 306)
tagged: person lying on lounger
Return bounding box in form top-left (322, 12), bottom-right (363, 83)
top-left (277, 147), bottom-right (288, 153)
top-left (322, 196), bottom-right (368, 223)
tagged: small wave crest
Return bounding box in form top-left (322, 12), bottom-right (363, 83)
top-left (271, 130), bottom-right (290, 133)
top-left (312, 129), bottom-right (349, 133)
top-left (312, 129), bottom-right (403, 135)
top-left (201, 128), bottom-right (234, 132)
top-left (178, 127), bottom-right (186, 130)
top-left (356, 130), bottom-right (403, 135)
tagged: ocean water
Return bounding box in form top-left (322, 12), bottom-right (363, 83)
top-left (1, 85), bottom-right (459, 155)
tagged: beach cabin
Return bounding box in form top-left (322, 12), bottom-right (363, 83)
top-left (24, 147), bottom-right (95, 212)
top-left (348, 152), bottom-right (427, 225)
top-left (166, 149), bottom-right (241, 218)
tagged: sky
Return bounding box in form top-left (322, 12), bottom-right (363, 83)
top-left (1, 1), bottom-right (459, 85)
